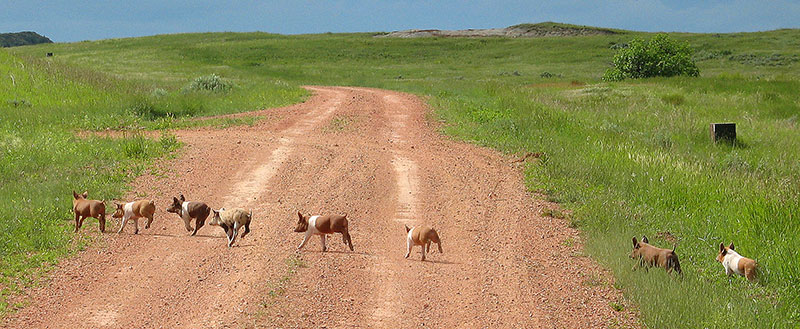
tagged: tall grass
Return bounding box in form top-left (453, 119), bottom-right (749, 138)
top-left (7, 28), bottom-right (800, 327)
top-left (435, 78), bottom-right (799, 327)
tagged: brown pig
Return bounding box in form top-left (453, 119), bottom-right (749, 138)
top-left (112, 200), bottom-right (156, 234)
top-left (72, 190), bottom-right (106, 233)
top-left (294, 212), bottom-right (354, 252)
top-left (630, 235), bottom-right (681, 274)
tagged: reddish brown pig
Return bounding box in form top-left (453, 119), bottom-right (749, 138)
top-left (630, 235), bottom-right (681, 274)
top-left (294, 212), bottom-right (353, 252)
top-left (72, 191), bottom-right (106, 233)
top-left (112, 200), bottom-right (156, 234)
top-left (404, 225), bottom-right (443, 261)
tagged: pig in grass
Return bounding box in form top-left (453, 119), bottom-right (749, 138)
top-left (630, 235), bottom-right (681, 275)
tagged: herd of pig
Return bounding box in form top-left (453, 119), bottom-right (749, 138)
top-left (71, 190), bottom-right (443, 260)
top-left (630, 235), bottom-right (758, 281)
top-left (71, 190), bottom-right (757, 275)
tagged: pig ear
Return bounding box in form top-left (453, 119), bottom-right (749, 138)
top-left (405, 225), bottom-right (411, 233)
top-left (642, 235), bottom-right (649, 244)
top-left (173, 197), bottom-right (179, 203)
top-left (297, 211), bottom-right (303, 220)
top-left (729, 242), bottom-right (734, 250)
top-left (719, 242), bottom-right (726, 253)
top-left (82, 191), bottom-right (89, 198)
top-left (73, 190), bottom-right (79, 199)
top-left (179, 194), bottom-right (185, 202)
top-left (632, 237), bottom-right (639, 248)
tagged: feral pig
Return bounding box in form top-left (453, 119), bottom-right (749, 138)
top-left (630, 236), bottom-right (681, 275)
top-left (112, 200), bottom-right (156, 234)
top-left (404, 225), bottom-right (443, 261)
top-left (165, 194), bottom-right (210, 236)
top-left (717, 242), bottom-right (757, 282)
top-left (72, 191), bottom-right (106, 233)
top-left (209, 207), bottom-right (252, 247)
top-left (294, 212), bottom-right (354, 252)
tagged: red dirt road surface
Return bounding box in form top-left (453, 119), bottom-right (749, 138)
top-left (3, 87), bottom-right (637, 328)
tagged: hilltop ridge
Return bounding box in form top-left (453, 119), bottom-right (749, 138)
top-left (378, 22), bottom-right (621, 38)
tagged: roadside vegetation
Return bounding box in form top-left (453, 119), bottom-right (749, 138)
top-left (5, 27), bottom-right (800, 327)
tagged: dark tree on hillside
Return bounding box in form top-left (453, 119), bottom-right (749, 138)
top-left (0, 31), bottom-right (53, 47)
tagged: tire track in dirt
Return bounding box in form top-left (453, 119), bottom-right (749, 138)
top-left (220, 87), bottom-right (343, 207)
top-left (368, 92), bottom-right (420, 326)
top-left (187, 87), bottom-right (345, 328)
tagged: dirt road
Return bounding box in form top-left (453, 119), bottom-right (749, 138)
top-left (3, 87), bottom-right (636, 328)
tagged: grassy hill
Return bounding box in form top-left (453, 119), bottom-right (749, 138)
top-left (4, 26), bottom-right (800, 327)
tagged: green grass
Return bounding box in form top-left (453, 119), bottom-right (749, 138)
top-left (5, 27), bottom-right (800, 327)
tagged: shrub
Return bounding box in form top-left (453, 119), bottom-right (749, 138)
top-left (184, 74), bottom-right (232, 93)
top-left (150, 88), bottom-right (168, 97)
top-left (540, 71), bottom-right (561, 78)
top-left (603, 34), bottom-right (700, 81)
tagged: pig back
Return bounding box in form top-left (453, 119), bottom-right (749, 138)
top-left (75, 200), bottom-right (105, 217)
top-left (411, 226), bottom-right (435, 244)
top-left (134, 200), bottom-right (156, 217)
top-left (221, 208), bottom-right (249, 224)
top-left (315, 215), bottom-right (348, 233)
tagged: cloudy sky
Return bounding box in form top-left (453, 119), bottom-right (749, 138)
top-left (2, 1), bottom-right (799, 42)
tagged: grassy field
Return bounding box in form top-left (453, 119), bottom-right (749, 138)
top-left (5, 27), bottom-right (800, 327)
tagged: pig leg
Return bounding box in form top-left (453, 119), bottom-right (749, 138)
top-left (342, 230), bottom-right (354, 251)
top-left (320, 234), bottom-right (327, 252)
top-left (405, 237), bottom-right (413, 258)
top-left (74, 213), bottom-right (81, 232)
top-left (183, 217), bottom-right (193, 232)
top-left (297, 232), bottom-right (312, 251)
top-left (133, 218), bottom-right (139, 234)
top-left (228, 222), bottom-right (241, 247)
top-left (192, 214), bottom-right (206, 236)
top-left (117, 214), bottom-right (130, 234)
top-left (226, 227), bottom-right (234, 247)
top-left (240, 221), bottom-right (250, 239)
top-left (145, 215), bottom-right (153, 229)
top-left (98, 213), bottom-right (106, 233)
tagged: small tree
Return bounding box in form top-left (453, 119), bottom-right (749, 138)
top-left (603, 34), bottom-right (699, 81)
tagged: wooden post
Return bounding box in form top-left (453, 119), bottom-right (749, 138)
top-left (710, 123), bottom-right (736, 143)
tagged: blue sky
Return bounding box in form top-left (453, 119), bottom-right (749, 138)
top-left (2, 1), bottom-right (799, 42)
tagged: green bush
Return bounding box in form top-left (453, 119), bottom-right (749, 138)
top-left (184, 74), bottom-right (233, 93)
top-left (604, 34), bottom-right (699, 81)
